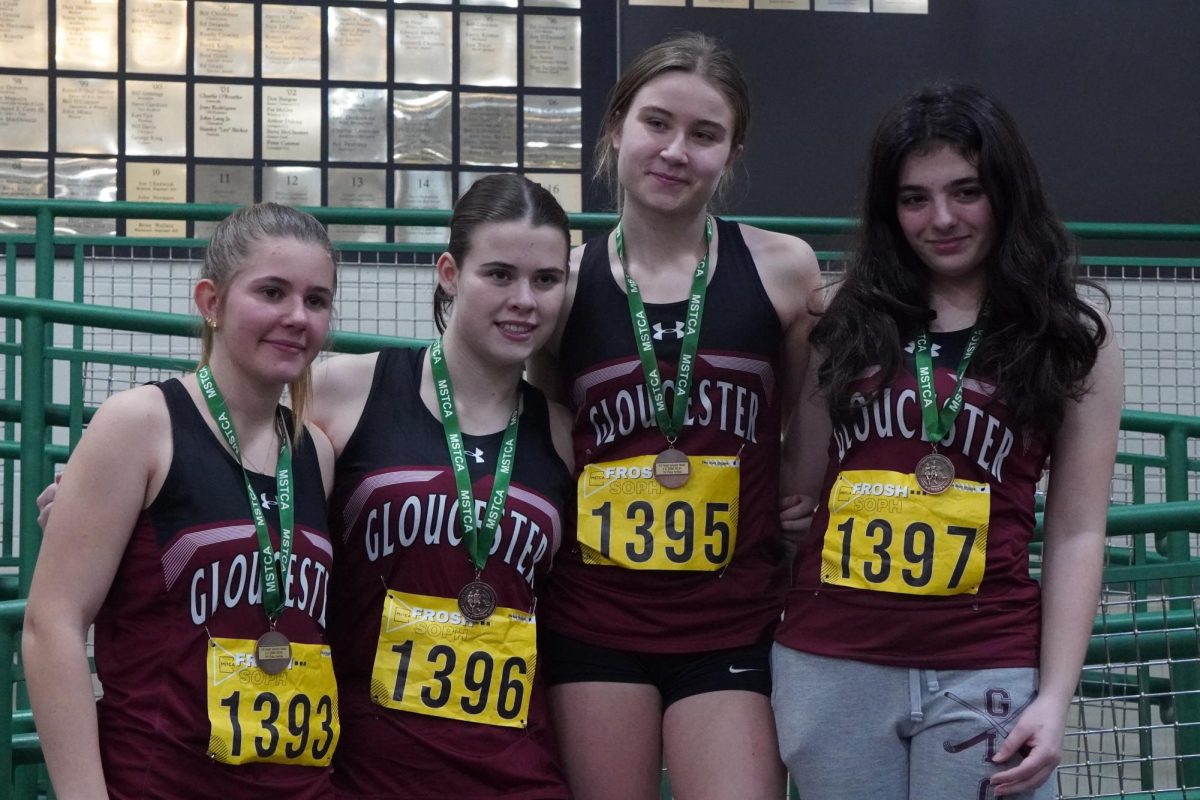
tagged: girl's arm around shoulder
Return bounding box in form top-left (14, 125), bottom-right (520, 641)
top-left (738, 225), bottom-right (823, 410)
top-left (23, 383), bottom-right (171, 799)
top-left (528, 244), bottom-right (585, 404)
top-left (305, 421), bottom-right (336, 499)
top-left (547, 400), bottom-right (575, 475)
top-left (310, 351), bottom-right (380, 456)
top-left (990, 321), bottom-right (1123, 797)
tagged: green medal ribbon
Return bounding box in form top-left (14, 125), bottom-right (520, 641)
top-left (615, 216), bottom-right (713, 443)
top-left (196, 364), bottom-right (293, 621)
top-left (913, 302), bottom-right (991, 444)
top-left (429, 340), bottom-right (521, 571)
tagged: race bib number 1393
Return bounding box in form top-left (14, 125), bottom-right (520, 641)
top-left (206, 637), bottom-right (339, 766)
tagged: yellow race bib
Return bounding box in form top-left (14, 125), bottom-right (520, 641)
top-left (576, 453), bottom-right (739, 571)
top-left (206, 637), bottom-right (339, 766)
top-left (821, 469), bottom-right (990, 596)
top-left (370, 590), bottom-right (536, 729)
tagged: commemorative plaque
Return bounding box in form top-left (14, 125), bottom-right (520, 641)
top-left (460, 13), bottom-right (517, 87)
top-left (461, 0), bottom-right (517, 6)
top-left (523, 95), bottom-right (581, 169)
top-left (395, 170), bottom-right (451, 244)
top-left (194, 83), bottom-right (253, 159)
top-left (56, 0), bottom-right (118, 71)
top-left (395, 11), bottom-right (452, 85)
top-left (327, 168), bottom-right (386, 243)
top-left (754, 0), bottom-right (811, 8)
top-left (125, 81), bottom-right (186, 157)
top-left (628, 0), bottom-right (686, 6)
top-left (56, 78), bottom-right (118, 155)
top-left (0, 158), bottom-right (49, 234)
top-left (126, 0), bottom-right (187, 75)
top-left (329, 88), bottom-right (388, 163)
top-left (523, 15), bottom-right (580, 89)
top-left (525, 171), bottom-right (582, 244)
top-left (262, 166), bottom-right (320, 207)
top-left (695, 0), bottom-right (749, 7)
top-left (457, 171), bottom-right (497, 198)
top-left (874, 0), bottom-right (928, 13)
top-left (460, 94), bottom-right (517, 167)
top-left (392, 90), bottom-right (452, 165)
top-left (525, 0), bottom-right (581, 8)
top-left (262, 4), bottom-right (321, 80)
top-left (262, 87), bottom-right (322, 162)
top-left (194, 164), bottom-right (253, 238)
top-left (0, 76), bottom-right (49, 152)
top-left (814, 0), bottom-right (869, 11)
top-left (126, 162), bottom-right (186, 237)
top-left (54, 157), bottom-right (117, 236)
top-left (329, 6), bottom-right (387, 82)
top-left (195, 2), bottom-right (254, 77)
top-left (0, 0), bottom-right (48, 69)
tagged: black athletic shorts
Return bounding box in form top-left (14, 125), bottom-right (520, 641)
top-left (539, 629), bottom-right (772, 708)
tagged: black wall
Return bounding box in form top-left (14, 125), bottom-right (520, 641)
top-left (592, 1), bottom-right (1199, 226)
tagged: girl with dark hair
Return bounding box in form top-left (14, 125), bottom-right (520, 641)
top-left (530, 32), bottom-right (821, 800)
top-left (771, 82), bottom-right (1123, 799)
top-left (25, 203), bottom-right (340, 798)
top-left (312, 173), bottom-right (576, 798)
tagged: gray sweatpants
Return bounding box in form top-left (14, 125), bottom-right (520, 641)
top-left (771, 645), bottom-right (1056, 800)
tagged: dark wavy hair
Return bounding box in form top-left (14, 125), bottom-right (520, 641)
top-left (433, 174), bottom-right (570, 333)
top-left (813, 82), bottom-right (1107, 437)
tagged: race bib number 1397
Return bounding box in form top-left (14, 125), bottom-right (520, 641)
top-left (821, 469), bottom-right (990, 596)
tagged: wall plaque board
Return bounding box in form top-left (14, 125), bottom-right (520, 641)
top-left (329, 6), bottom-right (387, 82)
top-left (56, 78), bottom-right (118, 154)
top-left (56, 0), bottom-right (119, 71)
top-left (262, 86), bottom-right (322, 162)
top-left (126, 0), bottom-right (187, 75)
top-left (327, 167), bottom-right (386, 243)
top-left (459, 93), bottom-right (517, 167)
top-left (0, 75), bottom-right (49, 151)
top-left (125, 80), bottom-right (186, 157)
top-left (394, 11), bottom-right (452, 85)
top-left (0, 157), bottom-right (49, 233)
top-left (262, 4), bottom-right (321, 80)
top-left (393, 90), bottom-right (452, 165)
top-left (54, 156), bottom-right (117, 236)
top-left (460, 13), bottom-right (517, 87)
top-left (395, 169), bottom-right (451, 243)
top-left (524, 15), bottom-right (580, 89)
top-left (329, 88), bottom-right (388, 163)
top-left (126, 161), bottom-right (187, 236)
top-left (0, 0), bottom-right (48, 69)
top-left (194, 2), bottom-right (254, 77)
top-left (194, 83), bottom-right (253, 159)
top-left (194, 163), bottom-right (253, 237)
top-left (523, 94), bottom-right (581, 169)
top-left (262, 165), bottom-right (321, 206)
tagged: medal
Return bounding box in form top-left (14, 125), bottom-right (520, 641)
top-left (255, 629), bottom-right (293, 675)
top-left (911, 303), bottom-right (990, 494)
top-left (616, 217), bottom-right (713, 478)
top-left (653, 447), bottom-right (691, 489)
top-left (429, 341), bottom-right (521, 605)
top-left (915, 451), bottom-right (955, 494)
top-left (458, 580), bottom-right (498, 622)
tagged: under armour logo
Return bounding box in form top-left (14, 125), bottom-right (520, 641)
top-left (652, 321), bottom-right (685, 340)
top-left (904, 340), bottom-right (942, 357)
top-left (260, 492), bottom-right (278, 511)
top-left (466, 447), bottom-right (485, 464)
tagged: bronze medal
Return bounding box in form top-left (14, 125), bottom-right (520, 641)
top-left (915, 452), bottom-right (955, 495)
top-left (255, 630), bottom-right (292, 675)
top-left (653, 447), bottom-right (690, 489)
top-left (458, 580), bottom-right (498, 622)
